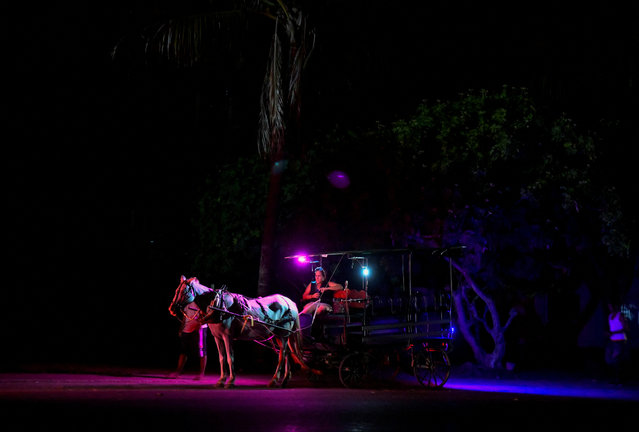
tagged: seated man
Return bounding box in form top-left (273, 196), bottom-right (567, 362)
top-left (299, 267), bottom-right (343, 339)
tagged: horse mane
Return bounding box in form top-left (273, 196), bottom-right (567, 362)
top-left (188, 277), bottom-right (215, 296)
top-left (186, 277), bottom-right (216, 312)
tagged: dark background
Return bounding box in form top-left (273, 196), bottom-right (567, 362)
top-left (5, 2), bottom-right (637, 371)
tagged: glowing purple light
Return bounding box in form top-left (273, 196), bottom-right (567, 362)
top-left (327, 170), bottom-right (350, 189)
top-left (297, 256), bottom-right (308, 264)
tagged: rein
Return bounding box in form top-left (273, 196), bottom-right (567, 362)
top-left (180, 307), bottom-right (202, 322)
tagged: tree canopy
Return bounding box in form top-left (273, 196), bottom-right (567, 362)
top-left (194, 86), bottom-right (634, 367)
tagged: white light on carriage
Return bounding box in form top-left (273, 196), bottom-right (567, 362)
top-left (297, 256), bottom-right (307, 264)
top-left (362, 267), bottom-right (369, 277)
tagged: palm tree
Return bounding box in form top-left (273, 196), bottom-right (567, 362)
top-left (113, 0), bottom-right (314, 295)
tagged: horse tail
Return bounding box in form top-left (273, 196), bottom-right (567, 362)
top-left (288, 313), bottom-right (321, 376)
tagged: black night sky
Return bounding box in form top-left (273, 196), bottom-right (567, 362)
top-left (5, 2), bottom-right (638, 370)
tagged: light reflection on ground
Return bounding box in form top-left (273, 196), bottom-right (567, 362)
top-left (2, 367), bottom-right (638, 401)
top-left (443, 375), bottom-right (639, 401)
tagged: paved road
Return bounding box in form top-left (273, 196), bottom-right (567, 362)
top-left (1, 368), bottom-right (637, 431)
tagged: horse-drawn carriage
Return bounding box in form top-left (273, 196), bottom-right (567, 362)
top-left (287, 247), bottom-right (460, 388)
top-left (169, 247), bottom-right (461, 389)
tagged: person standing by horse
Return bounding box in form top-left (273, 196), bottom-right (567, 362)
top-left (300, 267), bottom-right (343, 338)
top-left (169, 300), bottom-right (208, 380)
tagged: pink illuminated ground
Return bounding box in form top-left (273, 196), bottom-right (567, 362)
top-left (1, 367), bottom-right (636, 431)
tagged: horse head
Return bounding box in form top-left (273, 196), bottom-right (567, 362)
top-left (168, 275), bottom-right (199, 317)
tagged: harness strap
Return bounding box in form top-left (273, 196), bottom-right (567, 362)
top-left (206, 304), bottom-right (297, 334)
top-left (181, 309), bottom-right (201, 321)
top-left (241, 315), bottom-right (255, 333)
top-left (255, 298), bottom-right (272, 322)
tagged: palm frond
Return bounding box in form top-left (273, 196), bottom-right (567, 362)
top-left (143, 10), bottom-right (245, 67)
top-left (258, 20), bottom-right (285, 158)
top-left (287, 12), bottom-right (313, 122)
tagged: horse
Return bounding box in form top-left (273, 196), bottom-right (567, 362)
top-left (169, 275), bottom-right (312, 388)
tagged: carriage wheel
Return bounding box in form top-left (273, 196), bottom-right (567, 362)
top-left (338, 352), bottom-right (370, 388)
top-left (413, 349), bottom-right (450, 388)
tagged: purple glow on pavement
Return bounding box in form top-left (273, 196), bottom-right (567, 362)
top-left (444, 377), bottom-right (639, 400)
top-left (1, 372), bottom-right (637, 401)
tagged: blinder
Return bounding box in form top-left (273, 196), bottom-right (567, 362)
top-left (206, 287), bottom-right (231, 323)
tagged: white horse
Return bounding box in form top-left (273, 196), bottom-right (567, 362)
top-left (169, 275), bottom-right (312, 388)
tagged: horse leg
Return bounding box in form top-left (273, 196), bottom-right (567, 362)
top-left (280, 337), bottom-right (292, 388)
top-left (268, 338), bottom-right (289, 388)
top-left (212, 336), bottom-right (228, 388)
top-left (222, 334), bottom-right (235, 388)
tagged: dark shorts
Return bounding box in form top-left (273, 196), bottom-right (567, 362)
top-left (605, 340), bottom-right (629, 366)
top-left (179, 327), bottom-right (207, 357)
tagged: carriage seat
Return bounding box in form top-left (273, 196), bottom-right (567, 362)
top-left (311, 289), bottom-right (367, 345)
top-left (301, 289), bottom-right (369, 345)
top-left (324, 289), bottom-right (369, 333)
top-left (332, 288), bottom-right (368, 315)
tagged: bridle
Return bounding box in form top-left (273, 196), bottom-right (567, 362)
top-left (181, 279), bottom-right (196, 303)
top-left (209, 285), bottom-right (230, 317)
top-left (169, 278), bottom-right (196, 317)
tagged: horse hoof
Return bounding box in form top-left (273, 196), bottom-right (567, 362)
top-left (215, 381), bottom-right (225, 388)
top-left (267, 380), bottom-right (277, 388)
top-left (224, 383), bottom-right (235, 389)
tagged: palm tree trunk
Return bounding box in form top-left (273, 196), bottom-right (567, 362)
top-left (257, 8), bottom-right (310, 296)
top-left (257, 159), bottom-right (284, 296)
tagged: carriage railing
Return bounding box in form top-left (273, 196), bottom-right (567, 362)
top-left (359, 318), bottom-right (454, 344)
top-left (324, 292), bottom-right (453, 347)
top-left (369, 291), bottom-right (451, 318)
top-left (322, 317), bottom-right (454, 345)
top-left (329, 289), bottom-right (452, 318)
top-left (332, 297), bottom-right (369, 320)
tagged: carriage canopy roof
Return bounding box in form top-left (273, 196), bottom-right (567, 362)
top-left (284, 246), bottom-right (466, 260)
top-left (285, 246), bottom-right (466, 297)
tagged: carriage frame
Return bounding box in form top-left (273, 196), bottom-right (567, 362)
top-left (286, 247), bottom-right (462, 388)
